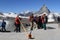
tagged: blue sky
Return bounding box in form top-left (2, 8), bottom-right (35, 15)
top-left (0, 0), bottom-right (60, 13)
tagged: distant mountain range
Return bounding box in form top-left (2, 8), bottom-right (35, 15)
top-left (0, 4), bottom-right (59, 17)
top-left (0, 4), bottom-right (60, 23)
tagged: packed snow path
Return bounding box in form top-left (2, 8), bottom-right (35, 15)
top-left (0, 23), bottom-right (60, 40)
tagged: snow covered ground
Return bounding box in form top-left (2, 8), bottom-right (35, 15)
top-left (0, 23), bottom-right (60, 40)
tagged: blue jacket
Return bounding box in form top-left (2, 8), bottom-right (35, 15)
top-left (1, 22), bottom-right (6, 27)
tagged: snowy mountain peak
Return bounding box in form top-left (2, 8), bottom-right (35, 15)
top-left (39, 4), bottom-right (50, 14)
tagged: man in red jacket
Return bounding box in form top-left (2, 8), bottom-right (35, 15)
top-left (42, 14), bottom-right (48, 30)
top-left (15, 15), bottom-right (21, 32)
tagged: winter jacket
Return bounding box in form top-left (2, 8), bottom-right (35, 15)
top-left (1, 22), bottom-right (6, 27)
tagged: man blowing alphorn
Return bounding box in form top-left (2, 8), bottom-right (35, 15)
top-left (29, 14), bottom-right (34, 31)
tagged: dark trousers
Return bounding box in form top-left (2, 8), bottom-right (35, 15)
top-left (43, 23), bottom-right (46, 30)
top-left (37, 23), bottom-right (40, 29)
top-left (15, 24), bottom-right (21, 32)
top-left (2, 27), bottom-right (6, 31)
top-left (37, 22), bottom-right (43, 29)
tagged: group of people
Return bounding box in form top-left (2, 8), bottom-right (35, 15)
top-left (29, 14), bottom-right (48, 31)
top-left (1, 15), bottom-right (21, 32)
top-left (1, 13), bottom-right (48, 32)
